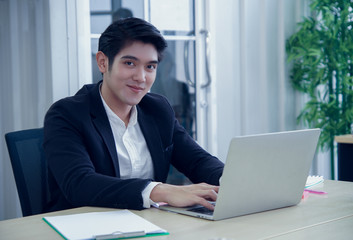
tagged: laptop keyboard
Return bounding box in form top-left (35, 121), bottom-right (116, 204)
top-left (187, 202), bottom-right (215, 216)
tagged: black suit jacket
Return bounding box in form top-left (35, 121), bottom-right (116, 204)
top-left (43, 81), bottom-right (224, 211)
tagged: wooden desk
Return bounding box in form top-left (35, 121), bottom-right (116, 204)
top-left (269, 215), bottom-right (353, 240)
top-left (1, 180), bottom-right (353, 240)
top-left (335, 134), bottom-right (353, 144)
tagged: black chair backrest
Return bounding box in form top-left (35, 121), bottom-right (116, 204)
top-left (5, 128), bottom-right (48, 216)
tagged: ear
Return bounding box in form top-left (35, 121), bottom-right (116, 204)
top-left (96, 51), bottom-right (109, 73)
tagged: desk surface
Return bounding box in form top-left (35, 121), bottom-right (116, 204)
top-left (1, 180), bottom-right (353, 240)
top-left (335, 134), bottom-right (353, 144)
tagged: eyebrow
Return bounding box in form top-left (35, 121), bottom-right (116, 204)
top-left (121, 55), bottom-right (159, 64)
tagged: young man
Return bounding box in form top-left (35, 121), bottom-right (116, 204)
top-left (44, 17), bottom-right (224, 212)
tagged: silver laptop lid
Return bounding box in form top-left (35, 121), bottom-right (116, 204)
top-left (213, 129), bottom-right (321, 220)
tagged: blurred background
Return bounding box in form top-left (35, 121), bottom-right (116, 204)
top-left (1, 0), bottom-right (342, 220)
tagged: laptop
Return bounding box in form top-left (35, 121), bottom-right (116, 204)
top-left (157, 129), bottom-right (321, 221)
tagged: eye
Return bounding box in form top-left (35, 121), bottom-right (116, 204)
top-left (124, 61), bottom-right (135, 66)
top-left (146, 64), bottom-right (157, 70)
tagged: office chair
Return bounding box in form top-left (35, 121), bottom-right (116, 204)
top-left (5, 128), bottom-right (49, 217)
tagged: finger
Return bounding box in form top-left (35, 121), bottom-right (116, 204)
top-left (203, 184), bottom-right (219, 193)
top-left (212, 186), bottom-right (220, 193)
top-left (197, 189), bottom-right (218, 202)
top-left (196, 198), bottom-right (216, 210)
top-left (186, 183), bottom-right (219, 192)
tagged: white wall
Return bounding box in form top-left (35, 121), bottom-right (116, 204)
top-left (49, 0), bottom-right (92, 101)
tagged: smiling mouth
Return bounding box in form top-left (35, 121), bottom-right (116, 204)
top-left (128, 85), bottom-right (145, 92)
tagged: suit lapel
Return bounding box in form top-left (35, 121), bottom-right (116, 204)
top-left (89, 83), bottom-right (120, 176)
top-left (137, 105), bottom-right (166, 182)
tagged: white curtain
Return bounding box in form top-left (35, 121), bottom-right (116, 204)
top-left (208, 0), bottom-right (332, 178)
top-left (0, 0), bottom-right (52, 220)
top-left (0, 0), bottom-right (91, 220)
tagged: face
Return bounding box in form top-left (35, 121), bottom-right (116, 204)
top-left (98, 41), bottom-right (159, 113)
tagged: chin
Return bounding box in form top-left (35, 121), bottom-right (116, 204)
top-left (126, 98), bottom-right (143, 106)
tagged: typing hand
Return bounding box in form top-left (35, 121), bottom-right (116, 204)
top-left (150, 183), bottom-right (219, 210)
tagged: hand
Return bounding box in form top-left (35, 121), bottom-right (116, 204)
top-left (150, 183), bottom-right (219, 210)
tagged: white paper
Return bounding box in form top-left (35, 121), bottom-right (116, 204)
top-left (305, 175), bottom-right (324, 188)
top-left (43, 210), bottom-right (167, 240)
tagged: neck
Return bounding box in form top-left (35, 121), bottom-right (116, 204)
top-left (108, 101), bottom-right (132, 127)
top-left (119, 108), bottom-right (131, 127)
top-left (100, 83), bottom-right (132, 127)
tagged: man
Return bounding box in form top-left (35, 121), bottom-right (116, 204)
top-left (44, 17), bottom-right (224, 212)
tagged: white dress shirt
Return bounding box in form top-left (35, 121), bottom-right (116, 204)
top-left (100, 90), bottom-right (159, 208)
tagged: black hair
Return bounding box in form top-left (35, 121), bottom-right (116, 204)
top-left (98, 17), bottom-right (167, 69)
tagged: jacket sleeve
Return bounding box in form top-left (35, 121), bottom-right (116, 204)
top-left (171, 119), bottom-right (224, 185)
top-left (44, 99), bottom-right (150, 210)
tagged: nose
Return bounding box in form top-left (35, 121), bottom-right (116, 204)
top-left (133, 67), bottom-right (146, 82)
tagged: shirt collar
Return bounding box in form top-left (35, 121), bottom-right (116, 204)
top-left (99, 83), bottom-right (138, 127)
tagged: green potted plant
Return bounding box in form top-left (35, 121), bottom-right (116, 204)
top-left (286, 0), bottom-right (353, 178)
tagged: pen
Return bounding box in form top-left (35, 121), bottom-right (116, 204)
top-left (94, 230), bottom-right (146, 240)
top-left (304, 189), bottom-right (327, 195)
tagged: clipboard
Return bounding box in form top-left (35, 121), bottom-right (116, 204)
top-left (43, 210), bottom-right (169, 240)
